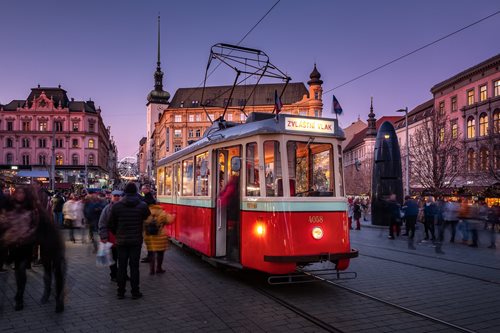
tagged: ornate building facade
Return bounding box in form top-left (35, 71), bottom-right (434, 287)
top-left (0, 86), bottom-right (117, 188)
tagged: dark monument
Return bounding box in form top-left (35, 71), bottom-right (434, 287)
top-left (371, 121), bottom-right (403, 226)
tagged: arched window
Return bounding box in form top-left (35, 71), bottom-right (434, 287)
top-left (22, 154), bottom-right (30, 166)
top-left (22, 138), bottom-right (30, 148)
top-left (88, 139), bottom-right (95, 149)
top-left (6, 138), bottom-right (13, 148)
top-left (479, 113), bottom-right (489, 137)
top-left (88, 154), bottom-right (95, 166)
top-left (6, 153), bottom-right (13, 165)
top-left (56, 154), bottom-right (64, 166)
top-left (72, 154), bottom-right (79, 166)
top-left (479, 147), bottom-right (489, 171)
top-left (39, 154), bottom-right (47, 165)
top-left (467, 116), bottom-right (476, 139)
top-left (494, 109), bottom-right (500, 134)
top-left (467, 149), bottom-right (476, 172)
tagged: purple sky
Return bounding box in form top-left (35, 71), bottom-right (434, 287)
top-left (1, 0), bottom-right (498, 159)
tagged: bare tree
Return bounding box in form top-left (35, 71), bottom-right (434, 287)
top-left (408, 109), bottom-right (464, 192)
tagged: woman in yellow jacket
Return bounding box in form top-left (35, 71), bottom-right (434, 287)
top-left (143, 204), bottom-right (174, 274)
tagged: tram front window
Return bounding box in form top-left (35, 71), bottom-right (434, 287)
top-left (287, 141), bottom-right (334, 197)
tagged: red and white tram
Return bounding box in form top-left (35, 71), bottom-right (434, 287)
top-left (155, 112), bottom-right (358, 275)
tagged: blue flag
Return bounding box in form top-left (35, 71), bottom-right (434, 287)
top-left (332, 94), bottom-right (343, 115)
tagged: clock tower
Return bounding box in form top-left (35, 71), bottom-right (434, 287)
top-left (146, 15), bottom-right (170, 181)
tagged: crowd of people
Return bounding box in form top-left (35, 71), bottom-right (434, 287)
top-left (0, 181), bottom-right (173, 312)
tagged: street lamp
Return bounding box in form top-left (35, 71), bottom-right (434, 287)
top-left (397, 107), bottom-right (409, 196)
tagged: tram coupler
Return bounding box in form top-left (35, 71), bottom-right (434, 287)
top-left (299, 268), bottom-right (357, 281)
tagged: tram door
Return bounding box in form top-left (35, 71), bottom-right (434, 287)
top-left (215, 146), bottom-right (241, 260)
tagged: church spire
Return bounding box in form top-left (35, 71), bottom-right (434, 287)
top-left (147, 14), bottom-right (170, 104)
top-left (366, 97), bottom-right (377, 137)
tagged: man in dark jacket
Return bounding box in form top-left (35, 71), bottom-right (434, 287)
top-left (402, 196), bottom-right (419, 249)
top-left (109, 182), bottom-right (150, 299)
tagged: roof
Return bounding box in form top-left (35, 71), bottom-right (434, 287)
top-left (394, 99), bottom-right (434, 130)
top-left (168, 82), bottom-right (308, 108)
top-left (431, 53), bottom-right (500, 93)
top-left (344, 116), bottom-right (401, 151)
top-left (27, 87), bottom-right (70, 108)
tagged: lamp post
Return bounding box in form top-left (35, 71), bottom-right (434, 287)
top-left (397, 107), bottom-right (409, 196)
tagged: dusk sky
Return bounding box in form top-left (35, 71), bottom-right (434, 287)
top-left (1, 0), bottom-right (499, 159)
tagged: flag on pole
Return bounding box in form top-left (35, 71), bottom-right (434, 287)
top-left (332, 94), bottom-right (343, 115)
top-left (274, 90), bottom-right (283, 114)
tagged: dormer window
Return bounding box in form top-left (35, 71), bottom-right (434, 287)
top-left (191, 100), bottom-right (199, 107)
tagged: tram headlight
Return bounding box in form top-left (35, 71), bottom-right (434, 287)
top-left (312, 227), bottom-right (323, 240)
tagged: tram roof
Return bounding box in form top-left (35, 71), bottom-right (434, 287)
top-left (158, 112), bottom-right (345, 165)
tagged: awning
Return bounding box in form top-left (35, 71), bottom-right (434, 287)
top-left (17, 170), bottom-right (50, 178)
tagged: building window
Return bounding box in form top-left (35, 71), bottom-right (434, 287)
top-left (223, 98), bottom-right (232, 107)
top-left (438, 127), bottom-right (445, 143)
top-left (22, 121), bottom-right (30, 131)
top-left (72, 154), bottom-right (79, 166)
top-left (88, 139), bottom-right (95, 148)
top-left (39, 154), bottom-right (46, 165)
top-left (188, 129), bottom-right (194, 138)
top-left (88, 122), bottom-right (95, 132)
top-left (227, 113), bottom-right (233, 121)
top-left (299, 110), bottom-right (307, 116)
top-left (188, 114), bottom-right (194, 122)
top-left (467, 116), bottom-right (475, 138)
top-left (439, 101), bottom-right (445, 115)
top-left (238, 99), bottom-right (246, 106)
top-left (240, 113), bottom-right (246, 122)
top-left (314, 91), bottom-right (320, 100)
top-left (451, 96), bottom-right (457, 112)
top-left (55, 139), bottom-right (63, 148)
top-left (479, 147), bottom-right (489, 171)
top-left (174, 129), bottom-right (182, 138)
top-left (72, 139), bottom-right (79, 148)
top-left (467, 149), bottom-right (476, 172)
top-left (467, 89), bottom-right (475, 106)
top-left (195, 129), bottom-right (201, 137)
top-left (38, 138), bottom-right (47, 148)
top-left (175, 115), bottom-right (182, 122)
top-left (6, 138), bottom-right (13, 148)
top-left (72, 122), bottom-right (79, 131)
top-left (39, 121), bottom-right (47, 131)
top-left (191, 100), bottom-right (199, 107)
top-left (495, 80), bottom-right (500, 97)
top-left (479, 113), bottom-right (489, 137)
top-left (479, 85), bottom-right (487, 102)
top-left (88, 154), bottom-right (95, 166)
top-left (451, 119), bottom-right (458, 139)
top-left (54, 121), bottom-right (63, 132)
top-left (208, 114), bottom-right (214, 121)
top-left (22, 154), bottom-right (30, 166)
top-left (180, 101), bottom-right (184, 108)
top-left (494, 110), bottom-right (500, 134)
top-left (195, 114), bottom-right (201, 122)
top-left (174, 144), bottom-right (182, 152)
top-left (56, 154), bottom-right (64, 165)
top-left (22, 138), bottom-right (30, 148)
top-left (7, 121), bottom-right (13, 131)
top-left (6, 153), bottom-right (13, 165)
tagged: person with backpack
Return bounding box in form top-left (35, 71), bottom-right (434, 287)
top-left (143, 201), bottom-right (174, 275)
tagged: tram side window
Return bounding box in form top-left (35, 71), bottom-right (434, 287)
top-left (157, 167), bottom-right (165, 195)
top-left (264, 140), bottom-right (282, 197)
top-left (165, 166), bottom-right (172, 196)
top-left (246, 142), bottom-right (260, 196)
top-left (195, 152), bottom-right (209, 196)
top-left (182, 158), bottom-right (194, 196)
top-left (287, 141), bottom-right (334, 197)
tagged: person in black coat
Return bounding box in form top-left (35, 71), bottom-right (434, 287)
top-left (109, 182), bottom-right (150, 299)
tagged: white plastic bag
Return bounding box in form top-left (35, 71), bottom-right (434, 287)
top-left (96, 242), bottom-right (115, 267)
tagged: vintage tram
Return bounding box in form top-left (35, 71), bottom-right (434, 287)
top-left (155, 112), bottom-right (358, 275)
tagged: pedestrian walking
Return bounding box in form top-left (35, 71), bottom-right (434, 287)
top-left (109, 182), bottom-right (151, 300)
top-left (98, 190), bottom-right (123, 282)
top-left (442, 199), bottom-right (460, 243)
top-left (402, 196), bottom-right (418, 249)
top-left (423, 196), bottom-right (437, 241)
top-left (84, 192), bottom-right (106, 252)
top-left (386, 194), bottom-right (401, 239)
top-left (488, 204), bottom-right (499, 249)
top-left (140, 184), bottom-right (156, 263)
top-left (144, 202), bottom-right (174, 275)
top-left (352, 199), bottom-right (362, 230)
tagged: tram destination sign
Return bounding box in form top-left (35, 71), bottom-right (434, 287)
top-left (284, 117), bottom-right (335, 134)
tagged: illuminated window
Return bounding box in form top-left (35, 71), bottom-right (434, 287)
top-left (72, 154), bottom-right (79, 166)
top-left (264, 141), bottom-right (282, 197)
top-left (227, 113), bottom-right (233, 121)
top-left (22, 154), bottom-right (30, 166)
top-left (451, 96), bottom-right (457, 112)
top-left (174, 129), bottom-right (182, 138)
top-left (208, 114), bottom-right (214, 121)
top-left (479, 113), bottom-right (488, 136)
top-left (182, 158), bottom-right (194, 196)
top-left (56, 154), bottom-right (64, 165)
top-left (188, 114), bottom-right (194, 122)
top-left (246, 142), bottom-right (260, 196)
top-left (439, 127), bottom-right (445, 143)
top-left (495, 80), bottom-right (500, 97)
top-left (494, 110), bottom-right (500, 134)
top-left (39, 121), bottom-right (47, 131)
top-left (72, 122), bottom-right (79, 131)
top-left (88, 154), bottom-right (95, 166)
top-left (240, 113), bottom-right (246, 122)
top-left (479, 147), bottom-right (489, 171)
top-left (467, 89), bottom-right (475, 106)
top-left (195, 152), bottom-right (209, 196)
top-left (88, 139), bottom-right (95, 148)
top-left (175, 115), bottom-right (182, 122)
top-left (467, 149), bottom-right (475, 172)
top-left (195, 114), bottom-right (201, 122)
top-left (451, 119), bottom-right (458, 139)
top-left (467, 116), bottom-right (475, 138)
top-left (479, 85), bottom-right (487, 102)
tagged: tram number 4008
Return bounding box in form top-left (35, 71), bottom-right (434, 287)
top-left (308, 216), bottom-right (324, 223)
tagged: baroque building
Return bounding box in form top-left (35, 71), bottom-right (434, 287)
top-left (0, 85), bottom-right (117, 188)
